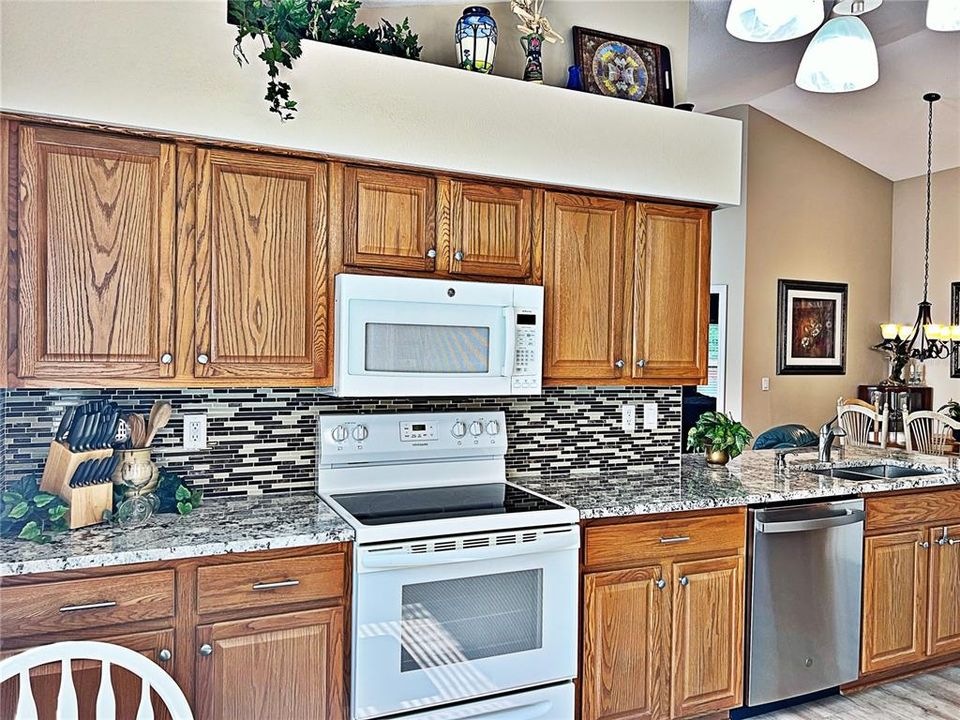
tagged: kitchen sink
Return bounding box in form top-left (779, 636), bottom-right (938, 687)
top-left (808, 463), bottom-right (941, 482)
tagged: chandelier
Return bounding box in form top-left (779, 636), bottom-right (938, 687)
top-left (875, 92), bottom-right (960, 363)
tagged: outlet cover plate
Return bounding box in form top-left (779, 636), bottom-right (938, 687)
top-left (621, 404), bottom-right (636, 433)
top-left (643, 403), bottom-right (658, 431)
top-left (183, 414), bottom-right (207, 451)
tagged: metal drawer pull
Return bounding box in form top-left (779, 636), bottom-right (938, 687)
top-left (252, 579), bottom-right (300, 591)
top-left (919, 541), bottom-right (931, 549)
top-left (679, 576), bottom-right (689, 587)
top-left (199, 644), bottom-right (213, 657)
top-left (938, 536), bottom-right (960, 546)
top-left (656, 578), bottom-right (666, 590)
top-left (59, 601), bottom-right (117, 613)
top-left (659, 536), bottom-right (690, 544)
top-left (158, 648), bottom-right (172, 662)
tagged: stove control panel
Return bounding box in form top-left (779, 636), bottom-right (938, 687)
top-left (318, 411), bottom-right (507, 466)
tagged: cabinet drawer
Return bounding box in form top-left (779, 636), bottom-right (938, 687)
top-left (0, 570), bottom-right (175, 639)
top-left (584, 509), bottom-right (745, 570)
top-left (866, 488), bottom-right (960, 532)
top-left (196, 552), bottom-right (345, 615)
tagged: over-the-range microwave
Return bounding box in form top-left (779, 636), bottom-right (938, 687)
top-left (329, 274), bottom-right (544, 397)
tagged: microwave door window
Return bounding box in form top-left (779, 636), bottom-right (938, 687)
top-left (365, 323), bottom-right (491, 374)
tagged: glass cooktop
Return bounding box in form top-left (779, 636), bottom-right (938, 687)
top-left (331, 483), bottom-right (564, 526)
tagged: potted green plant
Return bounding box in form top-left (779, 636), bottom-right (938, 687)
top-left (938, 400), bottom-right (960, 442)
top-left (686, 411), bottom-right (753, 467)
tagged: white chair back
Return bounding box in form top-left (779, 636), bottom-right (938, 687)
top-left (903, 409), bottom-right (960, 456)
top-left (837, 397), bottom-right (888, 448)
top-left (0, 640), bottom-right (193, 720)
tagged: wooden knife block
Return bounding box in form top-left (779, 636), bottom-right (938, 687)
top-left (40, 441), bottom-right (115, 529)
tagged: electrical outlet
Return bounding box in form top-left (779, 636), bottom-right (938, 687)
top-left (643, 402), bottom-right (658, 431)
top-left (621, 404), bottom-right (636, 433)
top-left (761, 377), bottom-right (771, 391)
top-left (183, 414), bottom-right (207, 450)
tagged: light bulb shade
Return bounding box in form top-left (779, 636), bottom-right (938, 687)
top-left (726, 0), bottom-right (824, 42)
top-left (926, 0), bottom-right (960, 31)
top-left (951, 325), bottom-right (960, 341)
top-left (924, 323), bottom-right (942, 339)
top-left (880, 323), bottom-right (899, 340)
top-left (795, 16), bottom-right (879, 93)
top-left (898, 325), bottom-right (914, 341)
top-left (456, 6), bottom-right (497, 74)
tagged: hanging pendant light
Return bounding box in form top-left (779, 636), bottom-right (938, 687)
top-left (926, 0), bottom-right (960, 31)
top-left (795, 14), bottom-right (878, 93)
top-left (875, 93), bottom-right (958, 363)
top-left (726, 0), bottom-right (824, 42)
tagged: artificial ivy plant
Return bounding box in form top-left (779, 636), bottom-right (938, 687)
top-left (229, 0), bottom-right (422, 121)
top-left (1, 475), bottom-right (69, 543)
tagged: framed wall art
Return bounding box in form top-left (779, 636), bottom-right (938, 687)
top-left (777, 279), bottom-right (848, 375)
top-left (952, 281), bottom-right (959, 379)
top-left (572, 27), bottom-right (673, 107)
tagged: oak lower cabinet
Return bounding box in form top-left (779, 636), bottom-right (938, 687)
top-left (193, 148), bottom-right (330, 382)
top-left (14, 125), bottom-right (177, 382)
top-left (195, 607), bottom-right (344, 720)
top-left (581, 509), bottom-right (745, 720)
top-left (860, 489), bottom-right (960, 678)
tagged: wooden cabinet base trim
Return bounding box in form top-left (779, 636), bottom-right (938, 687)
top-left (843, 648), bottom-right (960, 692)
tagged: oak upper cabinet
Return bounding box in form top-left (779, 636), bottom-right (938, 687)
top-left (632, 204), bottom-right (710, 381)
top-left (195, 607), bottom-right (344, 720)
top-left (542, 192), bottom-right (627, 380)
top-left (928, 523), bottom-right (960, 657)
top-left (582, 567), bottom-right (668, 720)
top-left (342, 166), bottom-right (436, 273)
top-left (193, 148), bottom-right (330, 381)
top-left (861, 530), bottom-right (928, 673)
top-left (670, 556), bottom-right (744, 719)
top-left (15, 126), bottom-right (176, 381)
top-left (447, 180), bottom-right (536, 279)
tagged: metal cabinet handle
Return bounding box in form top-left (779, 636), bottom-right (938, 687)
top-left (426, 248), bottom-right (437, 259)
top-left (158, 648), bottom-right (172, 662)
top-left (454, 250), bottom-right (465, 261)
top-left (656, 578), bottom-right (666, 590)
top-left (197, 353), bottom-right (209, 365)
top-left (59, 601), bottom-right (117, 613)
top-left (919, 541), bottom-right (931, 549)
top-left (199, 644), bottom-right (213, 657)
top-left (615, 359), bottom-right (625, 369)
top-left (160, 352), bottom-right (173, 364)
top-left (679, 576), bottom-right (689, 587)
top-left (636, 359), bottom-right (647, 368)
top-left (660, 536), bottom-right (690, 544)
top-left (938, 534), bottom-right (960, 547)
top-left (252, 579), bottom-right (301, 591)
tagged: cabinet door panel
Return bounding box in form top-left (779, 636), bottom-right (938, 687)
top-left (671, 555), bottom-right (743, 719)
top-left (0, 629), bottom-right (176, 720)
top-left (196, 607), bottom-right (344, 720)
top-left (194, 148), bottom-right (328, 380)
top-left (17, 126), bottom-right (176, 380)
top-left (582, 567), bottom-right (668, 720)
top-left (343, 166), bottom-right (435, 272)
top-left (449, 180), bottom-right (533, 279)
top-left (862, 530), bottom-right (928, 674)
top-left (543, 192), bottom-right (626, 380)
top-left (928, 524), bottom-right (960, 658)
top-left (633, 204), bottom-right (710, 381)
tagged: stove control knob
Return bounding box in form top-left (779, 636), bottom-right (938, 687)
top-left (451, 421), bottom-right (467, 438)
top-left (469, 421), bottom-right (484, 437)
top-left (485, 420), bottom-right (500, 435)
top-left (331, 425), bottom-right (348, 443)
top-left (352, 424), bottom-right (369, 442)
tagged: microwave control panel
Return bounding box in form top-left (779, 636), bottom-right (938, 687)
top-left (512, 309), bottom-right (542, 393)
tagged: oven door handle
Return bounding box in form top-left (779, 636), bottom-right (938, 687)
top-left (470, 700), bottom-right (552, 720)
top-left (359, 532), bottom-right (579, 571)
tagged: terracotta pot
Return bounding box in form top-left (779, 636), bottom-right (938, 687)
top-left (705, 446), bottom-right (730, 466)
top-left (112, 448), bottom-right (159, 494)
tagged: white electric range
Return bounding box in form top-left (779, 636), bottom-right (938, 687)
top-left (317, 411), bottom-right (579, 720)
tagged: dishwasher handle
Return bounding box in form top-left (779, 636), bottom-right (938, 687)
top-left (755, 508), bottom-right (865, 534)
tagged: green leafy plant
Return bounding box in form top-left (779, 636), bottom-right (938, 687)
top-left (939, 400), bottom-right (960, 423)
top-left (1, 475), bottom-right (69, 543)
top-left (106, 470), bottom-right (203, 523)
top-left (229, 0), bottom-right (422, 121)
top-left (686, 412), bottom-right (753, 459)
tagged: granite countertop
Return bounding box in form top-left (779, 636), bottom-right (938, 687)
top-left (519, 446), bottom-right (960, 520)
top-left (0, 494), bottom-right (354, 577)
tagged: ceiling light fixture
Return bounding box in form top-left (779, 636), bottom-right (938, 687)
top-left (926, 0), bottom-right (960, 31)
top-left (726, 0), bottom-right (824, 42)
top-left (795, 13), bottom-right (879, 93)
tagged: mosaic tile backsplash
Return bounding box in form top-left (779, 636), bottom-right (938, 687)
top-left (2, 387), bottom-right (681, 497)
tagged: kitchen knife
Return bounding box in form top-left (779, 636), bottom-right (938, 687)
top-left (71, 459), bottom-right (89, 487)
top-left (66, 410), bottom-right (88, 452)
top-left (55, 406), bottom-right (76, 443)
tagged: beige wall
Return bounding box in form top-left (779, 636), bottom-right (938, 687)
top-left (891, 168), bottom-right (960, 407)
top-left (741, 108), bottom-right (893, 434)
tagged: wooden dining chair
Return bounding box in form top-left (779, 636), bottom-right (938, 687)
top-left (902, 407), bottom-right (960, 456)
top-left (837, 397), bottom-right (889, 448)
top-left (0, 641), bottom-right (193, 720)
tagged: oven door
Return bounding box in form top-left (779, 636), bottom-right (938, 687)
top-left (353, 527), bottom-right (579, 719)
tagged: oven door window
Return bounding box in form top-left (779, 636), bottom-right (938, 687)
top-left (400, 569), bottom-right (543, 673)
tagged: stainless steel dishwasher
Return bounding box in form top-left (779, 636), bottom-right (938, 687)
top-left (744, 498), bottom-right (865, 709)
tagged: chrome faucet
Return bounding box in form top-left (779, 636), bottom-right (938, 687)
top-left (818, 418), bottom-right (846, 463)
